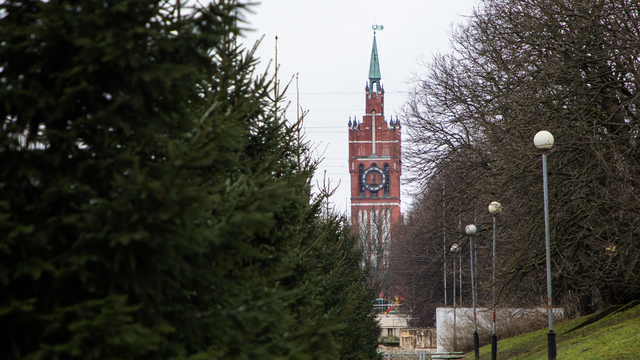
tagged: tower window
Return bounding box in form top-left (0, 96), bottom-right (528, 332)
top-left (384, 164), bottom-right (390, 196)
top-left (358, 164), bottom-right (365, 196)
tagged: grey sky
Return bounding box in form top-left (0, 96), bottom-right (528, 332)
top-left (240, 0), bottom-right (478, 215)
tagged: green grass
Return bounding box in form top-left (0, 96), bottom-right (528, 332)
top-left (469, 301), bottom-right (640, 359)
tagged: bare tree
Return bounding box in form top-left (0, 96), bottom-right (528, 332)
top-left (399, 0), bottom-right (640, 319)
top-left (354, 204), bottom-right (396, 295)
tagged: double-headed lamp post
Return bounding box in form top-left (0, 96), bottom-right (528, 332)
top-left (488, 201), bottom-right (501, 360)
top-left (534, 130), bottom-right (556, 360)
top-left (450, 243), bottom-right (461, 352)
top-left (465, 224), bottom-right (479, 360)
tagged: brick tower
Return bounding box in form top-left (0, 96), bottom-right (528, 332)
top-left (349, 29), bottom-right (401, 280)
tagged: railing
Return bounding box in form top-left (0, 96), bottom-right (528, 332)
top-left (379, 350), bottom-right (432, 360)
top-left (379, 350), bottom-right (465, 360)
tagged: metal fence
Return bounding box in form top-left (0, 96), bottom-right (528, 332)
top-left (379, 350), bottom-right (465, 360)
top-left (379, 350), bottom-right (431, 360)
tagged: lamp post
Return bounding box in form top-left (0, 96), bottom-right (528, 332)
top-left (465, 224), bottom-right (479, 360)
top-left (488, 201), bottom-right (501, 360)
top-left (534, 130), bottom-right (556, 360)
top-left (450, 243), bottom-right (461, 351)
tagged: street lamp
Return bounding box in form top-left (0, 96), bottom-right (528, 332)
top-left (534, 130), bottom-right (556, 360)
top-left (449, 243), bottom-right (461, 351)
top-left (465, 224), bottom-right (479, 360)
top-left (488, 201), bottom-right (501, 360)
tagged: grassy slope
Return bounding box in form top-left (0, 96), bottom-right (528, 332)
top-left (470, 302), bottom-right (640, 359)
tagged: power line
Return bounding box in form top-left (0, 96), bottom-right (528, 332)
top-left (306, 109), bottom-right (362, 112)
top-left (303, 126), bottom-right (348, 129)
top-left (288, 91), bottom-right (408, 95)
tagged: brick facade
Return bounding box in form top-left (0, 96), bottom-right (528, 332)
top-left (349, 33), bottom-right (402, 270)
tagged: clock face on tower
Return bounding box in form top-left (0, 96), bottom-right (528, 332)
top-left (362, 166), bottom-right (386, 192)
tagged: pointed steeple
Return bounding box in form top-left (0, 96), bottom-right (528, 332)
top-left (368, 33), bottom-right (381, 92)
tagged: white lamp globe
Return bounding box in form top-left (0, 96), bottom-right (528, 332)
top-left (534, 130), bottom-right (554, 149)
top-left (465, 224), bottom-right (477, 235)
top-left (450, 243), bottom-right (460, 253)
top-left (489, 201), bottom-right (502, 215)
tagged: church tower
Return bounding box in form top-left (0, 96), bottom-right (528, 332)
top-left (349, 29), bottom-right (402, 279)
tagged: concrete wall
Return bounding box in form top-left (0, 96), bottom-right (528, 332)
top-left (377, 313), bottom-right (409, 338)
top-left (399, 328), bottom-right (436, 350)
top-left (377, 314), bottom-right (437, 350)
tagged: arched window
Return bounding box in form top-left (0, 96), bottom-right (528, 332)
top-left (358, 164), bottom-right (365, 196)
top-left (384, 164), bottom-right (390, 196)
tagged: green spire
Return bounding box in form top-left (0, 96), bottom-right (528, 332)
top-left (368, 33), bottom-right (381, 91)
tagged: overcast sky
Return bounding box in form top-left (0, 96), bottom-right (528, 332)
top-left (239, 0), bottom-right (479, 215)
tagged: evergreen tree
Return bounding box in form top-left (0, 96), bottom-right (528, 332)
top-left (1, 0), bottom-right (380, 359)
top-left (283, 205), bottom-right (381, 360)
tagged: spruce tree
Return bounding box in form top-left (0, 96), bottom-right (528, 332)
top-left (1, 1), bottom-right (380, 359)
top-left (282, 204), bottom-right (382, 360)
